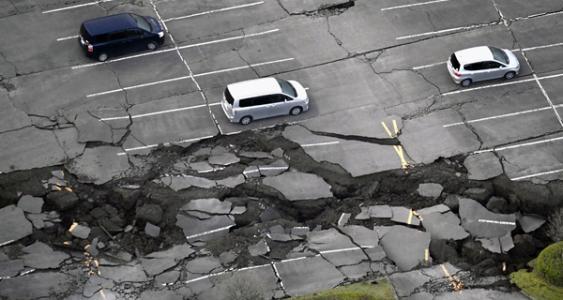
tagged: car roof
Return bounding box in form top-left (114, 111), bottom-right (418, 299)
top-left (227, 78), bottom-right (282, 100)
top-left (82, 13), bottom-right (137, 36)
top-left (454, 46), bottom-right (494, 65)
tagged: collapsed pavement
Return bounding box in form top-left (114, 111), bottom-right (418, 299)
top-left (0, 126), bottom-right (561, 300)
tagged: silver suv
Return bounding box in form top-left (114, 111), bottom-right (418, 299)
top-left (221, 77), bottom-right (309, 125)
top-left (447, 46), bottom-right (520, 87)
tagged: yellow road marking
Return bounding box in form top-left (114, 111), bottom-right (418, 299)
top-left (407, 209), bottom-right (413, 224)
top-left (381, 121), bottom-right (394, 138)
top-left (382, 119), bottom-right (412, 170)
top-left (392, 119), bottom-right (399, 135)
top-left (424, 248), bottom-right (430, 263)
top-left (440, 263), bottom-right (464, 291)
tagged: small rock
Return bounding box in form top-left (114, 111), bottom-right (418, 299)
top-left (0, 205), bottom-right (33, 245)
top-left (291, 227), bottom-right (310, 237)
top-left (17, 195), bottom-right (44, 214)
top-left (145, 223), bottom-right (161, 238)
top-left (443, 194), bottom-right (461, 211)
top-left (69, 223), bottom-right (91, 239)
top-left (136, 204), bottom-right (163, 224)
top-left (219, 250), bottom-right (238, 266)
top-left (417, 183), bottom-right (443, 199)
top-left (46, 191), bottom-right (79, 210)
top-left (391, 206), bottom-right (420, 226)
top-left (271, 148), bottom-right (284, 157)
top-left (230, 206), bottom-right (247, 215)
top-left (248, 239), bottom-right (270, 257)
top-left (518, 214), bottom-right (546, 233)
top-left (208, 152), bottom-right (240, 166)
top-left (337, 213), bottom-right (351, 227)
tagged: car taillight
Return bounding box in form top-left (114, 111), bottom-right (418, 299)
top-left (87, 44), bottom-right (93, 53)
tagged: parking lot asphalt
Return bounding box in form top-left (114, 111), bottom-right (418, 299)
top-left (1, 0), bottom-right (562, 181)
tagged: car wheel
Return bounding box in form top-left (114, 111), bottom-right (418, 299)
top-left (239, 116), bottom-right (252, 125)
top-left (290, 106), bottom-right (303, 116)
top-left (147, 42), bottom-right (157, 51)
top-left (98, 53), bottom-right (108, 62)
top-left (504, 71), bottom-right (516, 80)
top-left (461, 79), bottom-right (472, 87)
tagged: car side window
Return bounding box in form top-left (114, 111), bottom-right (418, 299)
top-left (464, 62), bottom-right (486, 71)
top-left (128, 29), bottom-right (144, 38)
top-left (271, 95), bottom-right (286, 103)
top-left (252, 96), bottom-right (271, 106)
top-left (94, 34), bottom-right (109, 43)
top-left (109, 31), bottom-right (129, 41)
top-left (238, 98), bottom-right (254, 108)
top-left (485, 61), bottom-right (502, 69)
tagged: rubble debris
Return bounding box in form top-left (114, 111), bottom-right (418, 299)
top-left (17, 195), bottom-right (44, 213)
top-left (0, 272), bottom-right (75, 299)
top-left (380, 226), bottom-right (431, 271)
top-left (176, 214), bottom-right (235, 241)
top-left (21, 241), bottom-right (69, 269)
top-left (208, 152), bottom-right (240, 166)
top-left (0, 205), bottom-right (32, 245)
top-left (517, 214), bottom-right (546, 233)
top-left (355, 205), bottom-right (392, 220)
top-left (46, 191), bottom-right (79, 210)
top-left (417, 183), bottom-right (444, 199)
top-left (477, 232), bottom-right (515, 254)
top-left (464, 153), bottom-right (503, 180)
top-left (337, 212), bottom-right (351, 226)
top-left (136, 204), bottom-right (163, 224)
top-left (239, 151), bottom-right (273, 159)
top-left (144, 223), bottom-right (161, 238)
top-left (248, 239), bottom-right (270, 256)
top-left (421, 212), bottom-right (469, 240)
top-left (262, 171), bottom-right (333, 201)
top-left (391, 206), bottom-right (421, 226)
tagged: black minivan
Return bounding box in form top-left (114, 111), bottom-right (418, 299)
top-left (79, 13), bottom-right (165, 62)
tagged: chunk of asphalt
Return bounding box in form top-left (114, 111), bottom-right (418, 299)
top-left (243, 166), bottom-right (261, 178)
top-left (156, 175), bottom-right (216, 191)
top-left (185, 256), bottom-right (223, 280)
top-left (340, 225), bottom-right (379, 247)
top-left (239, 151), bottom-right (273, 159)
top-left (337, 213), bottom-right (351, 226)
top-left (380, 226), bottom-right (431, 271)
top-left (82, 275), bottom-right (114, 297)
top-left (477, 232), bottom-right (515, 254)
top-left (0, 205), bottom-right (32, 246)
top-left (464, 152), bottom-right (503, 180)
top-left (180, 198), bottom-right (232, 215)
top-left (391, 206), bottom-right (421, 226)
top-left (26, 213), bottom-right (47, 229)
top-left (291, 226), bottom-right (310, 237)
top-left (98, 264), bottom-right (148, 282)
top-left (275, 255), bottom-right (345, 297)
top-left (69, 223), bottom-right (91, 239)
top-left (416, 204), bottom-right (450, 216)
top-left (356, 205), bottom-right (393, 220)
top-left (262, 171), bottom-right (333, 201)
top-left (21, 241), bottom-right (69, 269)
top-left (458, 198), bottom-right (516, 238)
top-left (146, 243), bottom-right (194, 261)
top-left (322, 247), bottom-right (366, 266)
top-left (176, 214), bottom-right (235, 241)
top-left (248, 239), bottom-right (270, 256)
top-left (140, 257), bottom-right (177, 276)
top-left (258, 159), bottom-right (289, 177)
top-left (0, 272), bottom-right (75, 299)
top-left (154, 270), bottom-right (180, 286)
top-left (0, 259), bottom-right (24, 278)
top-left (144, 223), bottom-right (161, 238)
top-left (188, 161), bottom-right (214, 173)
top-left (17, 195), bottom-right (44, 214)
top-left (417, 183), bottom-right (444, 199)
top-left (306, 228), bottom-right (356, 252)
top-left (517, 214), bottom-right (546, 233)
top-left (216, 174), bottom-right (245, 188)
top-left (208, 152), bottom-right (240, 166)
top-left (230, 206), bottom-right (247, 215)
top-left (219, 250), bottom-right (238, 266)
top-left (421, 212), bottom-right (469, 240)
top-left (389, 269), bottom-right (431, 297)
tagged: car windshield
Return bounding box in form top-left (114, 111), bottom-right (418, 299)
top-left (276, 79), bottom-right (297, 97)
top-left (489, 46), bottom-right (509, 64)
top-left (130, 14), bottom-right (151, 32)
top-left (450, 53), bottom-right (460, 70)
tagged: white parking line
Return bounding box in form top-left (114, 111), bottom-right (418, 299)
top-left (520, 41), bottom-right (563, 52)
top-left (162, 1), bottom-right (264, 22)
top-left (473, 135), bottom-right (563, 154)
top-left (396, 24), bottom-right (487, 40)
top-left (443, 105), bottom-right (563, 127)
top-left (56, 35), bottom-right (79, 42)
top-left (441, 77), bottom-right (536, 96)
top-left (301, 141), bottom-right (340, 147)
top-left (381, 0), bottom-right (449, 11)
top-left (412, 61), bottom-right (447, 70)
top-left (71, 29), bottom-right (279, 70)
top-left (512, 168), bottom-right (563, 181)
top-left (185, 225), bottom-right (235, 240)
top-left (43, 0), bottom-right (114, 13)
top-left (477, 219), bottom-right (516, 226)
top-left (533, 74), bottom-right (563, 128)
top-left (86, 58), bottom-right (294, 98)
top-left (99, 104), bottom-right (208, 121)
top-left (117, 135), bottom-right (215, 155)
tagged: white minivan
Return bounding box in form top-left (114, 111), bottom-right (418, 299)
top-left (221, 77), bottom-right (309, 125)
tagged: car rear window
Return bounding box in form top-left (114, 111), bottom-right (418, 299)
top-left (450, 53), bottom-right (460, 70)
top-left (224, 88), bottom-right (234, 105)
top-left (489, 46), bottom-right (509, 64)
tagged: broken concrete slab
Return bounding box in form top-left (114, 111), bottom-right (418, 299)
top-left (208, 152), bottom-right (240, 166)
top-left (230, 206), bottom-right (247, 215)
top-left (262, 171), bottom-right (333, 201)
top-left (258, 159), bottom-right (289, 177)
top-left (216, 174), bottom-right (245, 188)
top-left (276, 256), bottom-right (346, 297)
top-left (83, 276), bottom-right (114, 297)
top-left (322, 247), bottom-right (367, 266)
top-left (459, 198), bottom-right (516, 238)
top-left (154, 270), bottom-right (181, 286)
top-left (188, 161), bottom-right (215, 173)
top-left (140, 257), bottom-right (177, 276)
top-left (337, 213), bottom-right (351, 226)
top-left (391, 206), bottom-right (421, 226)
top-left (380, 226), bottom-right (431, 271)
top-left (341, 225), bottom-right (379, 247)
top-left (464, 152), bottom-right (504, 180)
top-left (518, 214), bottom-right (546, 233)
top-left (66, 146), bottom-right (130, 185)
top-left (477, 232), bottom-right (515, 254)
top-left (355, 205), bottom-right (392, 220)
top-left (0, 205), bottom-right (32, 246)
top-left (146, 243), bottom-right (195, 261)
top-left (21, 241), bottom-right (69, 269)
top-left (0, 272), bottom-right (75, 299)
top-left (417, 183), bottom-right (444, 199)
top-left (307, 228), bottom-right (356, 252)
top-left (0, 259), bottom-right (24, 278)
top-left (185, 256), bottom-right (223, 280)
top-left (248, 239), bottom-right (270, 256)
top-left (17, 195), bottom-right (43, 213)
top-left (181, 198), bottom-right (232, 215)
top-left (98, 264), bottom-right (148, 282)
top-left (176, 214), bottom-right (235, 240)
top-left (417, 204), bottom-right (450, 216)
top-left (421, 212), bottom-right (469, 240)
top-left (239, 151), bottom-right (273, 159)
top-left (390, 268), bottom-right (432, 297)
top-left (243, 165), bottom-right (261, 178)
top-left (156, 175), bottom-right (217, 191)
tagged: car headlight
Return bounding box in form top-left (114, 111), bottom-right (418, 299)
top-left (158, 31), bottom-right (164, 38)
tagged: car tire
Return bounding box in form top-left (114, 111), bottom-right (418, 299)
top-left (147, 42), bottom-right (157, 51)
top-left (239, 116), bottom-right (252, 125)
top-left (461, 79), bottom-right (472, 87)
top-left (290, 106), bottom-right (303, 116)
top-left (504, 71), bottom-right (516, 80)
top-left (98, 53), bottom-right (108, 62)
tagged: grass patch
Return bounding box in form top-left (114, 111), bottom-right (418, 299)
top-left (291, 279), bottom-right (395, 300)
top-left (534, 241), bottom-right (563, 287)
top-left (510, 269), bottom-right (563, 300)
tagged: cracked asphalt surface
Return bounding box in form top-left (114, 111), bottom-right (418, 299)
top-left (1, 0), bottom-right (563, 299)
